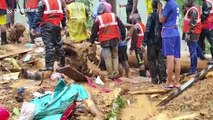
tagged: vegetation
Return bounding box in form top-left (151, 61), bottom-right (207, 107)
top-left (107, 96), bottom-right (125, 120)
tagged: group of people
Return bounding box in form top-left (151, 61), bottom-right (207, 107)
top-left (1, 0), bottom-right (213, 88)
top-left (90, 0), bottom-right (213, 88)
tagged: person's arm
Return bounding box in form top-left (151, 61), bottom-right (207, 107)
top-left (117, 17), bottom-right (126, 40)
top-left (90, 21), bottom-right (99, 44)
top-left (201, 1), bottom-right (212, 21)
top-left (131, 0), bottom-right (138, 15)
top-left (158, 2), bottom-right (167, 23)
top-left (188, 9), bottom-right (197, 35)
top-left (61, 0), bottom-right (70, 20)
top-left (130, 28), bottom-right (138, 50)
top-left (143, 14), bottom-right (153, 46)
top-left (23, 0), bottom-right (26, 9)
top-left (31, 1), bottom-right (45, 29)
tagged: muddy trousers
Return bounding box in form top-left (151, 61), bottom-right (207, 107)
top-left (102, 45), bottom-right (119, 76)
top-left (198, 29), bottom-right (213, 58)
top-left (187, 41), bottom-right (198, 73)
top-left (147, 45), bottom-right (166, 83)
top-left (135, 48), bottom-right (146, 76)
top-left (41, 23), bottom-right (65, 70)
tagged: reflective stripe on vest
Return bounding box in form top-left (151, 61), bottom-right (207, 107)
top-left (206, 0), bottom-right (213, 13)
top-left (43, 0), bottom-right (63, 14)
top-left (184, 7), bottom-right (201, 23)
top-left (136, 23), bottom-right (144, 37)
top-left (97, 13), bottom-right (118, 29)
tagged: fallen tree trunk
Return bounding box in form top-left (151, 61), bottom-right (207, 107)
top-left (128, 51), bottom-right (208, 72)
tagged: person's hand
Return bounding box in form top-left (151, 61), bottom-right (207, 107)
top-left (31, 29), bottom-right (36, 35)
top-left (130, 50), bottom-right (134, 55)
top-left (140, 45), bottom-right (146, 52)
top-left (185, 33), bottom-right (190, 42)
top-left (119, 4), bottom-right (125, 8)
top-left (157, 1), bottom-right (163, 12)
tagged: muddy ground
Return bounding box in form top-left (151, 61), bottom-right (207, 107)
top-left (1, 42), bottom-right (213, 120)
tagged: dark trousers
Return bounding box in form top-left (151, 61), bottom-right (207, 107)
top-left (198, 29), bottom-right (213, 57)
top-left (187, 41), bottom-right (198, 73)
top-left (147, 45), bottom-right (166, 83)
top-left (41, 23), bottom-right (65, 69)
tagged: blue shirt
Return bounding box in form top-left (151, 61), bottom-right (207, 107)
top-left (162, 0), bottom-right (180, 37)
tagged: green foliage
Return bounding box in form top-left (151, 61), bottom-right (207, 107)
top-left (107, 96), bottom-right (125, 120)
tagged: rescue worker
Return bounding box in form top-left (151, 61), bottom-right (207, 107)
top-left (90, 3), bottom-right (126, 79)
top-left (67, 0), bottom-right (89, 43)
top-left (200, 0), bottom-right (213, 63)
top-left (0, 0), bottom-right (8, 45)
top-left (129, 14), bottom-right (148, 77)
top-left (119, 0), bottom-right (138, 23)
top-left (143, 0), bottom-right (166, 84)
top-left (24, 0), bottom-right (40, 43)
top-left (158, 0), bottom-right (181, 88)
top-left (31, 0), bottom-right (67, 71)
top-left (183, 0), bottom-right (202, 75)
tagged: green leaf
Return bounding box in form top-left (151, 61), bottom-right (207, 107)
top-left (13, 107), bottom-right (20, 116)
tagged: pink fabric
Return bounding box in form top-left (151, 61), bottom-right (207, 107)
top-left (99, 0), bottom-right (112, 13)
top-left (103, 2), bottom-right (112, 12)
top-left (86, 76), bottom-right (111, 93)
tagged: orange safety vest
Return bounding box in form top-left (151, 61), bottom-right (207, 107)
top-left (183, 6), bottom-right (202, 34)
top-left (41, 0), bottom-right (63, 26)
top-left (97, 13), bottom-right (120, 42)
top-left (135, 22), bottom-right (145, 47)
top-left (202, 0), bottom-right (213, 28)
top-left (25, 0), bottom-right (39, 9)
top-left (0, 0), bottom-right (7, 10)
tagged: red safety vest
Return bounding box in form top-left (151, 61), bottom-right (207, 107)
top-left (202, 0), bottom-right (213, 28)
top-left (183, 6), bottom-right (202, 34)
top-left (41, 0), bottom-right (63, 26)
top-left (135, 22), bottom-right (145, 47)
top-left (25, 0), bottom-right (39, 9)
top-left (97, 13), bottom-right (120, 42)
top-left (0, 0), bottom-right (7, 10)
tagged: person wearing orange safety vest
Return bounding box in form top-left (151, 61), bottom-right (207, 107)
top-left (0, 0), bottom-right (8, 45)
top-left (31, 0), bottom-right (68, 71)
top-left (24, 0), bottom-right (40, 43)
top-left (183, 0), bottom-right (202, 75)
top-left (90, 3), bottom-right (126, 79)
top-left (198, 0), bottom-right (213, 64)
top-left (129, 13), bottom-right (149, 77)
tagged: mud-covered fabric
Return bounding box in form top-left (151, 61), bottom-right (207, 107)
top-left (147, 45), bottom-right (166, 83)
top-left (32, 78), bottom-right (89, 120)
top-left (41, 23), bottom-right (65, 69)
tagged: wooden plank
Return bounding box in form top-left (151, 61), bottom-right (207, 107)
top-left (57, 66), bottom-right (87, 82)
top-left (0, 49), bottom-right (32, 59)
top-left (171, 113), bottom-right (199, 120)
top-left (128, 88), bottom-right (166, 95)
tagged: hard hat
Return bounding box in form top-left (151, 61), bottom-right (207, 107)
top-left (0, 107), bottom-right (10, 120)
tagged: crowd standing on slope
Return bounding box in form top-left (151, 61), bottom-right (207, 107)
top-left (0, 0), bottom-right (213, 89)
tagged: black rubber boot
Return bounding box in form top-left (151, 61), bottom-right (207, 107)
top-left (208, 47), bottom-right (213, 65)
top-left (1, 32), bottom-right (7, 45)
top-left (58, 57), bottom-right (65, 67)
top-left (30, 33), bottom-right (35, 44)
top-left (139, 70), bottom-right (146, 77)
